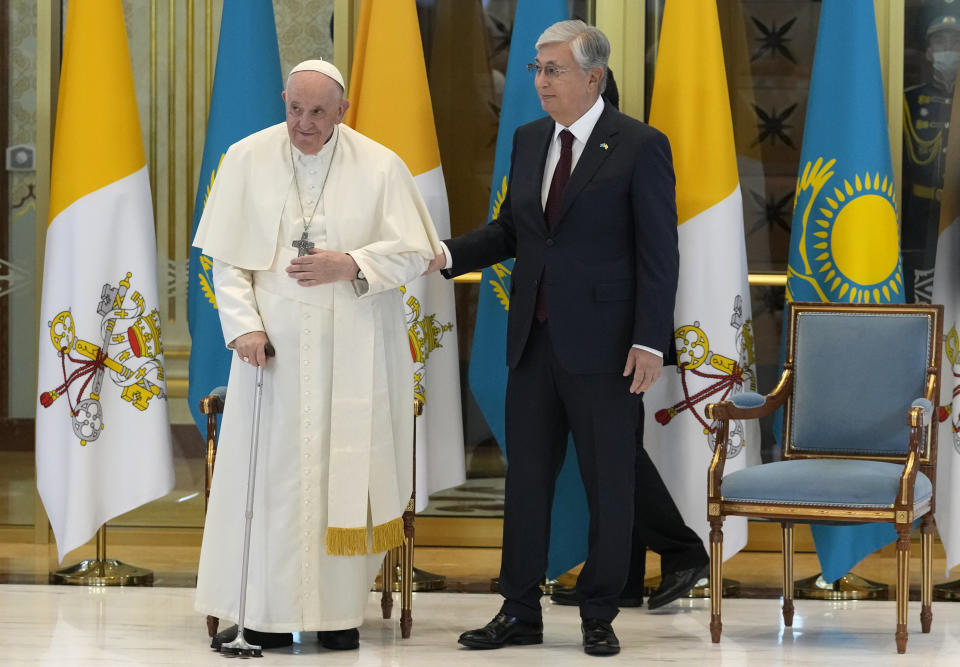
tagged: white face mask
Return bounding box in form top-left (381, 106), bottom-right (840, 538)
top-left (932, 51), bottom-right (960, 82)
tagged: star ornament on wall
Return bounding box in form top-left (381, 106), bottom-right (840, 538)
top-left (752, 103), bottom-right (797, 148)
top-left (748, 189), bottom-right (793, 235)
top-left (750, 15), bottom-right (798, 63)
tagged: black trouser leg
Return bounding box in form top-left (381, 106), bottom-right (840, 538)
top-left (499, 323), bottom-right (569, 623)
top-left (552, 341), bottom-right (639, 622)
top-left (630, 402), bottom-right (708, 577)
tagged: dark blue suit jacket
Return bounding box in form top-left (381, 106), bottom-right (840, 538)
top-left (444, 102), bottom-right (679, 374)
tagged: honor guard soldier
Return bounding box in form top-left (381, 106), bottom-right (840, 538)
top-left (903, 1), bottom-right (960, 302)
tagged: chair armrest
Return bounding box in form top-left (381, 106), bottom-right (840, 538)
top-left (706, 368), bottom-right (793, 421)
top-left (898, 396), bottom-right (934, 514)
top-left (199, 386), bottom-right (228, 415)
top-left (910, 398), bottom-right (933, 428)
top-left (706, 368), bottom-right (793, 504)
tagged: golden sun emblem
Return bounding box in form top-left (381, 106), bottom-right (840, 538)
top-left (790, 157), bottom-right (903, 304)
top-left (811, 171), bottom-right (901, 302)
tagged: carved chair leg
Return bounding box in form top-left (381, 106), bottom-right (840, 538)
top-left (781, 522), bottom-right (795, 627)
top-left (896, 525), bottom-right (911, 654)
top-left (380, 548), bottom-right (396, 619)
top-left (206, 615), bottom-right (219, 638)
top-left (400, 504), bottom-right (415, 639)
top-left (921, 515), bottom-right (933, 633)
top-left (709, 517), bottom-right (724, 643)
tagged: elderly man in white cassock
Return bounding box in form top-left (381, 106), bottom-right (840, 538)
top-left (192, 59), bottom-right (442, 652)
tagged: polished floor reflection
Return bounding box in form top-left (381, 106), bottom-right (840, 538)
top-left (2, 586), bottom-right (959, 665)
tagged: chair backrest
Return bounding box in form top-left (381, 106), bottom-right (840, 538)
top-left (783, 302), bottom-right (939, 461)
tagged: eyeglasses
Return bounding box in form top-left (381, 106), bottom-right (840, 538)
top-left (526, 63), bottom-right (572, 78)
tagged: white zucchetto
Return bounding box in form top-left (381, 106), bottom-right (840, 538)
top-left (288, 59), bottom-right (345, 90)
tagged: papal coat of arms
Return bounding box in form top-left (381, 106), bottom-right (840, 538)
top-left (655, 295), bottom-right (756, 458)
top-left (39, 271), bottom-right (167, 445)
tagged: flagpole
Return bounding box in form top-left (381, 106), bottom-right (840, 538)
top-left (50, 525), bottom-right (153, 586)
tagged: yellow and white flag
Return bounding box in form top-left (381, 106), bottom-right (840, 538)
top-left (346, 0), bottom-right (464, 509)
top-left (932, 66), bottom-right (960, 575)
top-left (36, 0), bottom-right (173, 562)
top-left (644, 0), bottom-right (760, 559)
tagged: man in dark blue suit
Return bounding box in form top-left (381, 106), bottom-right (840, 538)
top-left (425, 20), bottom-right (678, 656)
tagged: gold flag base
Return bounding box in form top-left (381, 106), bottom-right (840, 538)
top-left (375, 566), bottom-right (446, 592)
top-left (793, 573), bottom-right (888, 600)
top-left (933, 579), bottom-right (960, 601)
top-left (50, 558), bottom-right (154, 586)
top-left (49, 525), bottom-right (153, 586)
top-left (643, 575), bottom-right (740, 598)
top-left (410, 567), bottom-right (446, 592)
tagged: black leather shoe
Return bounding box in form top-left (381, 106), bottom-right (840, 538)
top-left (550, 587), bottom-right (643, 608)
top-left (458, 613), bottom-right (543, 649)
top-left (317, 628), bottom-right (359, 650)
top-left (210, 624), bottom-right (293, 651)
top-left (549, 587), bottom-right (580, 606)
top-left (582, 618), bottom-right (620, 656)
top-left (647, 563), bottom-right (709, 610)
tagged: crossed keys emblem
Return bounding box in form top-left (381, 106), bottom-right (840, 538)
top-left (39, 272), bottom-right (166, 445)
top-left (654, 295), bottom-right (756, 458)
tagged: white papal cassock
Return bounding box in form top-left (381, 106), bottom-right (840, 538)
top-left (192, 122), bottom-right (440, 631)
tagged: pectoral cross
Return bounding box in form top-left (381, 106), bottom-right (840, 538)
top-left (292, 231), bottom-right (315, 257)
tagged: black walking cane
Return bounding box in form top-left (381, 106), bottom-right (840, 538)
top-left (221, 342), bottom-right (275, 658)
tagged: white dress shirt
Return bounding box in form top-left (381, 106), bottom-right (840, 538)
top-left (443, 95), bottom-right (661, 358)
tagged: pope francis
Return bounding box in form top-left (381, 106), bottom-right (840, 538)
top-left (192, 59), bottom-right (442, 651)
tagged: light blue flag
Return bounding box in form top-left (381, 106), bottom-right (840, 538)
top-left (783, 0), bottom-right (904, 583)
top-left (469, 0), bottom-right (586, 579)
top-left (186, 0), bottom-right (284, 432)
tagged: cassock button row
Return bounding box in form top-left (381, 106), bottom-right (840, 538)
top-left (304, 360), bottom-right (311, 366)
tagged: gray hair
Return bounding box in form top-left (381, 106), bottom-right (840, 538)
top-left (536, 20), bottom-right (609, 93)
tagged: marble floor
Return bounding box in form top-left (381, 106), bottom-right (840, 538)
top-left (1, 586), bottom-right (959, 666)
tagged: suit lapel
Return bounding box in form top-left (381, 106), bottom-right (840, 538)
top-left (555, 103), bottom-right (620, 226)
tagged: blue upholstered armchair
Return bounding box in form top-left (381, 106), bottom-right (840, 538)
top-left (704, 302), bottom-right (943, 654)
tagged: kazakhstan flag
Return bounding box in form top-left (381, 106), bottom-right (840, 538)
top-left (469, 0), bottom-right (588, 578)
top-left (785, 0), bottom-right (904, 582)
top-left (186, 0), bottom-right (284, 433)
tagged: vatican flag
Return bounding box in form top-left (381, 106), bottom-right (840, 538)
top-left (932, 63), bottom-right (960, 576)
top-left (644, 0), bottom-right (760, 561)
top-left (346, 0), bottom-right (464, 509)
top-left (35, 0), bottom-right (173, 562)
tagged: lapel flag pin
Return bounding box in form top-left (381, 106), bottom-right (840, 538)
top-left (600, 142), bottom-right (609, 150)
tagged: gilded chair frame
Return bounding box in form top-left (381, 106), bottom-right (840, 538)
top-left (704, 302), bottom-right (943, 654)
